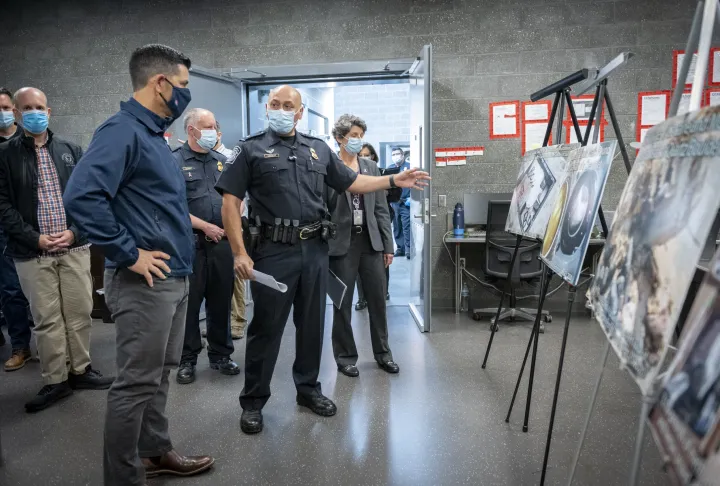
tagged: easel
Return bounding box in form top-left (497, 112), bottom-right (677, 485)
top-left (481, 69), bottom-right (590, 371)
top-left (482, 56), bottom-right (634, 440)
top-left (524, 53), bottom-right (635, 486)
top-left (493, 75), bottom-right (592, 438)
top-left (567, 2), bottom-right (717, 485)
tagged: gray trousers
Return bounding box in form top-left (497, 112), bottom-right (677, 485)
top-left (102, 269), bottom-right (189, 486)
top-left (330, 230), bottom-right (392, 366)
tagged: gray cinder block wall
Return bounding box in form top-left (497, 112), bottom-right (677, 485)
top-left (1, 0), bottom-right (699, 310)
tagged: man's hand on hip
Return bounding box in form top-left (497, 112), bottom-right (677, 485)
top-left (129, 249), bottom-right (171, 287)
top-left (234, 253), bottom-right (254, 280)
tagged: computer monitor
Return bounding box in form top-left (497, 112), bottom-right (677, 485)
top-left (464, 192), bottom-right (514, 226)
top-left (486, 200), bottom-right (511, 233)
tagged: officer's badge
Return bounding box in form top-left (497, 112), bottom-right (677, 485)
top-left (265, 148), bottom-right (275, 154)
top-left (217, 161), bottom-right (223, 172)
top-left (310, 148), bottom-right (319, 160)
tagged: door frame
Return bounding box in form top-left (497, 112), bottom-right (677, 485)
top-left (234, 53), bottom-right (434, 330)
top-left (407, 44), bottom-right (433, 333)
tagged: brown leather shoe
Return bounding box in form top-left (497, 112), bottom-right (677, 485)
top-left (141, 450), bottom-right (214, 478)
top-left (5, 348), bottom-right (31, 371)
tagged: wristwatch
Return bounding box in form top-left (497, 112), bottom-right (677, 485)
top-left (389, 175), bottom-right (397, 188)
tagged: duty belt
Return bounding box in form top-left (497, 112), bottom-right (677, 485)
top-left (261, 219), bottom-right (323, 244)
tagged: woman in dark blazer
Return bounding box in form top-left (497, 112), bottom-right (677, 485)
top-left (354, 143), bottom-right (391, 310)
top-left (328, 114), bottom-right (399, 377)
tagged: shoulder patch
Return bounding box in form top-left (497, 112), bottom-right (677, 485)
top-left (225, 145), bottom-right (242, 165)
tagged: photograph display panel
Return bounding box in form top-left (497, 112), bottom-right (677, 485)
top-left (540, 141), bottom-right (617, 286)
top-left (590, 106), bottom-right (720, 394)
top-left (506, 144), bottom-right (576, 240)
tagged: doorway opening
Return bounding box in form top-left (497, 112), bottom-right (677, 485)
top-left (246, 79), bottom-right (415, 308)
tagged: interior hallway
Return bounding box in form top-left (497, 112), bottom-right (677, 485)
top-left (0, 307), bottom-right (668, 485)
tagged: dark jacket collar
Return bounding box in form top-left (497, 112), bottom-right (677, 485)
top-left (121, 98), bottom-right (169, 134)
top-left (20, 128), bottom-right (54, 149)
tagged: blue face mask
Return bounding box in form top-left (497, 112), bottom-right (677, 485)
top-left (267, 108), bottom-right (297, 135)
top-left (344, 136), bottom-right (364, 154)
top-left (193, 127), bottom-right (218, 151)
top-left (0, 111), bottom-right (14, 129)
top-left (160, 79), bottom-right (192, 123)
top-left (22, 110), bottom-right (49, 134)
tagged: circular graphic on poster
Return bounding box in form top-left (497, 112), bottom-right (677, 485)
top-left (542, 180), bottom-right (568, 257)
top-left (559, 171), bottom-right (597, 255)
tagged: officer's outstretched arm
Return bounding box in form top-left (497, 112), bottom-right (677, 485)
top-left (347, 167), bottom-right (431, 194)
top-left (222, 193), bottom-right (254, 280)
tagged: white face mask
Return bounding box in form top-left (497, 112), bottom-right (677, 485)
top-left (193, 127), bottom-right (218, 151)
top-left (392, 154), bottom-right (403, 164)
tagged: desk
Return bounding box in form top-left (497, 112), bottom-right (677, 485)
top-left (445, 233), bottom-right (605, 314)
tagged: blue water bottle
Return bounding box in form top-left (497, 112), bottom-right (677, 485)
top-left (453, 203), bottom-right (465, 236)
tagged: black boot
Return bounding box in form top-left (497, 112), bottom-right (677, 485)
top-left (296, 393), bottom-right (337, 417)
top-left (69, 365), bottom-right (115, 390)
top-left (176, 362), bottom-right (196, 385)
top-left (25, 382), bottom-right (73, 413)
top-left (209, 357), bottom-right (240, 375)
top-left (240, 409), bottom-right (263, 434)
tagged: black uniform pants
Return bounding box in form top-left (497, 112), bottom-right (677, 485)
top-left (330, 230), bottom-right (392, 367)
top-left (356, 266), bottom-right (389, 302)
top-left (182, 238), bottom-right (234, 365)
top-left (240, 237), bottom-right (328, 411)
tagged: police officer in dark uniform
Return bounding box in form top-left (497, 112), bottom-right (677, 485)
top-left (173, 107), bottom-right (239, 384)
top-left (216, 85), bottom-right (429, 435)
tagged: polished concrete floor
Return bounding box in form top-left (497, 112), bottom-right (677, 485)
top-left (0, 306), bottom-right (669, 485)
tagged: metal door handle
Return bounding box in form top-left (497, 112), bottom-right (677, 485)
top-left (414, 215), bottom-right (423, 218)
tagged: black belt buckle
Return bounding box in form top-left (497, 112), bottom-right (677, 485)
top-left (299, 226), bottom-right (314, 240)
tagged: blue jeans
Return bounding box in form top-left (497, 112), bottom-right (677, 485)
top-left (0, 230), bottom-right (32, 350)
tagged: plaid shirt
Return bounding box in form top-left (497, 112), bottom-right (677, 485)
top-left (35, 145), bottom-right (89, 256)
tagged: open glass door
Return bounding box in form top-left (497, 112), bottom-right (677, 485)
top-left (408, 45), bottom-right (432, 332)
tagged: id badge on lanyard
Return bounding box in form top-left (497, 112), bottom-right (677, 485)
top-left (352, 194), bottom-right (364, 225)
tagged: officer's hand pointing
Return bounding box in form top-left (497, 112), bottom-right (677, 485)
top-left (394, 167), bottom-right (431, 190)
top-left (234, 253), bottom-right (254, 280)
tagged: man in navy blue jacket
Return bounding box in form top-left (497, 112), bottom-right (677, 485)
top-left (63, 44), bottom-right (214, 486)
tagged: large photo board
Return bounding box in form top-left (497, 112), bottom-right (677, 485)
top-left (589, 106), bottom-right (720, 394)
top-left (649, 248), bottom-right (720, 485)
top-left (540, 141), bottom-right (617, 286)
top-left (506, 144), bottom-right (576, 240)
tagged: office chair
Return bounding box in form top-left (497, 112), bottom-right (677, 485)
top-left (473, 200), bottom-right (551, 331)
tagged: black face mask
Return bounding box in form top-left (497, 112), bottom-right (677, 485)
top-left (159, 79), bottom-right (192, 122)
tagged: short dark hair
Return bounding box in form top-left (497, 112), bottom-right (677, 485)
top-left (391, 147), bottom-right (405, 155)
top-left (129, 44), bottom-right (191, 90)
top-left (361, 143), bottom-right (379, 162)
top-left (0, 87), bottom-right (12, 99)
